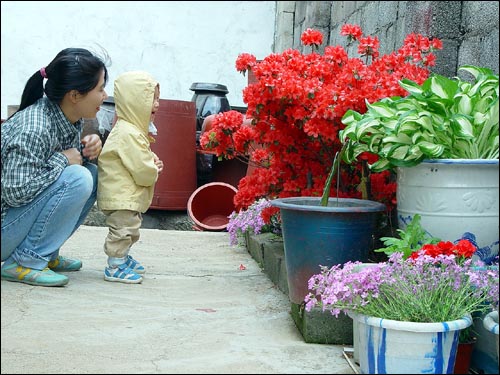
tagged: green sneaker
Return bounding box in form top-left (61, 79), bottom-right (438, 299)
top-left (1, 263), bottom-right (69, 287)
top-left (48, 255), bottom-right (82, 272)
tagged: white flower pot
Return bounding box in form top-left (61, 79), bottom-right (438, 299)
top-left (482, 309), bottom-right (499, 363)
top-left (351, 312), bottom-right (472, 374)
top-left (397, 159), bottom-right (499, 262)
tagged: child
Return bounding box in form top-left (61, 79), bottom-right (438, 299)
top-left (97, 71), bottom-right (163, 284)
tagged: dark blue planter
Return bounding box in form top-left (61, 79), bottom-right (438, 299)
top-left (271, 197), bottom-right (386, 304)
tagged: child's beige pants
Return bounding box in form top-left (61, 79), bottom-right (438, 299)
top-left (102, 210), bottom-right (142, 259)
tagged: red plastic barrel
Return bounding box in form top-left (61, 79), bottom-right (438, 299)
top-left (150, 99), bottom-right (197, 210)
top-left (187, 182), bottom-right (238, 231)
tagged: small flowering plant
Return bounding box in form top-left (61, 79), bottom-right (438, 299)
top-left (304, 251), bottom-right (499, 323)
top-left (227, 198), bottom-right (281, 246)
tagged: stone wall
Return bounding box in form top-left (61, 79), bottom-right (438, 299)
top-left (274, 1), bottom-right (499, 78)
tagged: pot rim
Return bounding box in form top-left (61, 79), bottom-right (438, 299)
top-left (483, 310), bottom-right (499, 334)
top-left (349, 311), bottom-right (472, 332)
top-left (270, 197), bottom-right (386, 213)
top-left (422, 159), bottom-right (499, 165)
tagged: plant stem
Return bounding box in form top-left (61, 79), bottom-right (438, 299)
top-left (320, 143), bottom-right (346, 206)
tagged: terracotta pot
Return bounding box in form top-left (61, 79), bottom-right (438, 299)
top-left (453, 340), bottom-right (476, 374)
top-left (187, 182), bottom-right (237, 231)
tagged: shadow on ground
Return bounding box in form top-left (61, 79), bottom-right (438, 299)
top-left (84, 204), bottom-right (196, 231)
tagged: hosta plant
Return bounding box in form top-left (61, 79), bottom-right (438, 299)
top-left (340, 65), bottom-right (499, 172)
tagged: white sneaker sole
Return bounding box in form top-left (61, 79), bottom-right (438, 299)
top-left (104, 275), bottom-right (143, 284)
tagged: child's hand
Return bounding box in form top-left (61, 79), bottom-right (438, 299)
top-left (154, 156), bottom-right (164, 174)
top-left (81, 134), bottom-right (102, 160)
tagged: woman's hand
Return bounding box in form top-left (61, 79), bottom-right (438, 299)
top-left (81, 134), bottom-right (102, 160)
top-left (61, 148), bottom-right (83, 165)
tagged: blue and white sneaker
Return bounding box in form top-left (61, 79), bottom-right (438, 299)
top-left (104, 263), bottom-right (142, 284)
top-left (124, 255), bottom-right (145, 274)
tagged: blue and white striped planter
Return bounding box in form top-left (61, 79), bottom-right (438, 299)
top-left (482, 309), bottom-right (499, 362)
top-left (351, 313), bottom-right (472, 374)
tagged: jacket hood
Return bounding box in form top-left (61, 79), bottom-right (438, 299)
top-left (114, 71), bottom-right (158, 135)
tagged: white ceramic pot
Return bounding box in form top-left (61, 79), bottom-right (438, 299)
top-left (351, 312), bottom-right (472, 374)
top-left (483, 309), bottom-right (499, 362)
top-left (397, 159), bottom-right (499, 262)
top-left (350, 263), bottom-right (380, 364)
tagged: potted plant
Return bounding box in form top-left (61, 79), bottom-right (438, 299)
top-left (304, 235), bottom-right (499, 374)
top-left (374, 214), bottom-right (485, 373)
top-left (200, 24), bottom-right (443, 212)
top-left (340, 66), bottom-right (499, 260)
top-left (201, 25), bottom-right (443, 306)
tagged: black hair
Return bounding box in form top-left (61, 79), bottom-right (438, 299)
top-left (17, 47), bottom-right (110, 112)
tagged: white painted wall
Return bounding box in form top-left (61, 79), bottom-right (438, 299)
top-left (1, 1), bottom-right (276, 119)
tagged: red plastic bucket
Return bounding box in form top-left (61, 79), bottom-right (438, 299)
top-left (187, 182), bottom-right (238, 231)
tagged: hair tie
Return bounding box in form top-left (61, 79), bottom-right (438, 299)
top-left (40, 67), bottom-right (47, 79)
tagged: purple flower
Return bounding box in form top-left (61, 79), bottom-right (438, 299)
top-left (227, 198), bottom-right (275, 245)
top-left (304, 252), bottom-right (499, 322)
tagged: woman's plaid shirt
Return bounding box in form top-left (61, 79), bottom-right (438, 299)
top-left (1, 97), bottom-right (83, 223)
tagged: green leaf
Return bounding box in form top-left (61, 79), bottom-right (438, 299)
top-left (341, 109), bottom-right (362, 126)
top-left (387, 144), bottom-right (410, 160)
top-left (399, 79), bottom-right (423, 95)
top-left (429, 75), bottom-right (457, 100)
top-left (374, 214), bottom-right (440, 259)
top-left (459, 65), bottom-right (495, 79)
top-left (418, 142), bottom-right (445, 157)
top-left (455, 94), bottom-right (472, 115)
top-left (355, 118), bottom-right (383, 139)
top-left (368, 158), bottom-right (391, 172)
top-left (340, 65), bottom-right (499, 172)
top-left (366, 101), bottom-right (396, 118)
top-left (382, 134), bottom-right (412, 145)
top-left (450, 114), bottom-right (474, 138)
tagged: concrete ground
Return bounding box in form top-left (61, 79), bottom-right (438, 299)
top-left (1, 226), bottom-right (355, 374)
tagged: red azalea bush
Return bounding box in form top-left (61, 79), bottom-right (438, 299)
top-left (200, 24), bottom-right (442, 212)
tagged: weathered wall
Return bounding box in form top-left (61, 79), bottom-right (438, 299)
top-left (274, 1), bottom-right (499, 79)
top-left (3, 1), bottom-right (498, 120)
top-left (1, 1), bottom-right (277, 119)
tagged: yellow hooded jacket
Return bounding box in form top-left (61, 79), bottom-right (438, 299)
top-left (97, 71), bottom-right (159, 213)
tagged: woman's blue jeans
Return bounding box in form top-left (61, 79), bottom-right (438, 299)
top-left (1, 163), bottom-right (97, 270)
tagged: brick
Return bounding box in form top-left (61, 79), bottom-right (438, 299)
top-left (246, 232), bottom-right (353, 344)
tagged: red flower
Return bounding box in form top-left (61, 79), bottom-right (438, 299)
top-left (410, 239), bottom-right (477, 261)
top-left (340, 24), bottom-right (363, 40)
top-left (358, 36), bottom-right (380, 59)
top-left (236, 53), bottom-right (257, 73)
top-left (201, 25), bottom-right (442, 211)
top-left (261, 206), bottom-right (280, 225)
top-left (301, 28), bottom-right (324, 47)
top-left (453, 239), bottom-right (477, 258)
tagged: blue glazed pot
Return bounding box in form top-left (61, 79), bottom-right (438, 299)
top-left (270, 197), bottom-right (385, 304)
